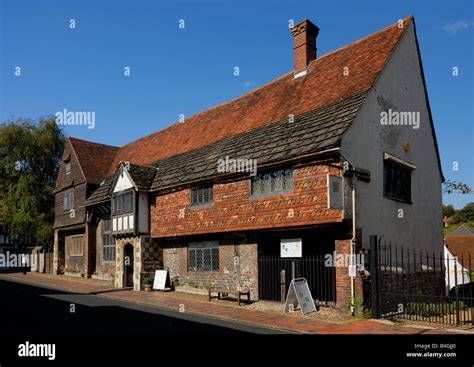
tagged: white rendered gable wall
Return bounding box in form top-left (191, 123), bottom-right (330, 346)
top-left (113, 170), bottom-right (134, 192)
top-left (340, 21), bottom-right (443, 254)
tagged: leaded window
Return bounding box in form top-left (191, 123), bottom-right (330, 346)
top-left (190, 185), bottom-right (213, 207)
top-left (251, 167), bottom-right (294, 197)
top-left (103, 219), bottom-right (115, 261)
top-left (68, 235), bottom-right (83, 256)
top-left (188, 241), bottom-right (219, 272)
top-left (112, 191), bottom-right (134, 215)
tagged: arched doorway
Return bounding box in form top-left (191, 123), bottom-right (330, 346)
top-left (124, 243), bottom-right (134, 287)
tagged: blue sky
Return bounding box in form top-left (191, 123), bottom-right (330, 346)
top-left (0, 0), bottom-right (472, 208)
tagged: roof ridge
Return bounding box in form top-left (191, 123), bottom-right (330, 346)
top-left (317, 15), bottom-right (413, 62)
top-left (68, 136), bottom-right (119, 150)
top-left (123, 161), bottom-right (157, 170)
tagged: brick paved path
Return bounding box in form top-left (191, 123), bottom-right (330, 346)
top-left (0, 272), bottom-right (458, 334)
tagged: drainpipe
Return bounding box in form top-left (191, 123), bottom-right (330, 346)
top-left (340, 152), bottom-right (362, 317)
top-left (350, 181), bottom-right (356, 316)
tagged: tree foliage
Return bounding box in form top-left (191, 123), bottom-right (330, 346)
top-left (442, 204), bottom-right (455, 218)
top-left (0, 117), bottom-right (64, 249)
top-left (451, 202), bottom-right (474, 224)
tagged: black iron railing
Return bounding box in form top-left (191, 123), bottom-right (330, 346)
top-left (258, 255), bottom-right (336, 306)
top-left (370, 235), bottom-right (473, 326)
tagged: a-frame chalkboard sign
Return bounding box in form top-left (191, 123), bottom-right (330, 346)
top-left (283, 278), bottom-right (317, 314)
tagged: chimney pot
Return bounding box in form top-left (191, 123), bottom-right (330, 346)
top-left (290, 19), bottom-right (319, 76)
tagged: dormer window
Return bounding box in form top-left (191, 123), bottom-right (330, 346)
top-left (65, 159), bottom-right (71, 175)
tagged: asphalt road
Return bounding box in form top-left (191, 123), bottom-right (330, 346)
top-left (0, 279), bottom-right (289, 336)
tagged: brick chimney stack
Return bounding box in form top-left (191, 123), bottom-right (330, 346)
top-left (290, 19), bottom-right (319, 77)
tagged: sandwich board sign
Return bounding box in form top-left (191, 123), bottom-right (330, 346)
top-left (283, 278), bottom-right (317, 314)
top-left (153, 270), bottom-right (169, 290)
top-left (280, 238), bottom-right (302, 258)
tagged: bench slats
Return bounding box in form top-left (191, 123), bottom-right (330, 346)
top-left (208, 288), bottom-right (251, 306)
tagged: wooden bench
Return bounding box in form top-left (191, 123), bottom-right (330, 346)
top-left (208, 288), bottom-right (251, 306)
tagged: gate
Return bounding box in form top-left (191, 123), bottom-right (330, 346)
top-left (44, 251), bottom-right (54, 274)
top-left (370, 235), bottom-right (473, 326)
top-left (258, 255), bottom-right (336, 306)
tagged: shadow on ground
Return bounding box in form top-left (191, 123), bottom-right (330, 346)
top-left (0, 280), bottom-right (260, 336)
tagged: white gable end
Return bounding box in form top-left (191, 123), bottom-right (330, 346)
top-left (113, 169), bottom-right (134, 192)
top-left (340, 21), bottom-right (443, 254)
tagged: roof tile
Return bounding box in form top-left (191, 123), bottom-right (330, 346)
top-left (105, 17), bottom-right (411, 172)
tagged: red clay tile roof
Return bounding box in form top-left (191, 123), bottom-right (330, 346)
top-left (446, 235), bottom-right (474, 268)
top-left (69, 137), bottom-right (119, 184)
top-left (100, 16), bottom-right (412, 174)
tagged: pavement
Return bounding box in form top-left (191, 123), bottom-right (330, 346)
top-left (0, 272), bottom-right (462, 335)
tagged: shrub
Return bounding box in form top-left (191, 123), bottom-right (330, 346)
top-left (143, 275), bottom-right (153, 286)
top-left (346, 297), bottom-right (364, 314)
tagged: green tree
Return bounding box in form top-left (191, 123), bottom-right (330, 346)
top-left (0, 117), bottom-right (64, 249)
top-left (442, 204), bottom-right (455, 217)
top-left (451, 202), bottom-right (474, 224)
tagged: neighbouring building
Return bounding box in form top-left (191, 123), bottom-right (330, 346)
top-left (53, 16), bottom-right (444, 307)
top-left (52, 138), bottom-right (118, 278)
top-left (446, 224), bottom-right (474, 237)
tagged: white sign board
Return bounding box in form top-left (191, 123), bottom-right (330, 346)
top-left (280, 238), bottom-right (302, 258)
top-left (153, 270), bottom-right (168, 290)
top-left (348, 265), bottom-right (357, 277)
top-left (283, 278), bottom-right (317, 314)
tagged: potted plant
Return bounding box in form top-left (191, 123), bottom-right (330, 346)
top-left (171, 277), bottom-right (180, 290)
top-left (143, 275), bottom-right (153, 292)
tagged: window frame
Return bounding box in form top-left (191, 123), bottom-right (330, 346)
top-left (102, 218), bottom-right (115, 262)
top-left (250, 167), bottom-right (294, 198)
top-left (68, 235), bottom-right (84, 257)
top-left (63, 189), bottom-right (74, 212)
top-left (383, 158), bottom-right (413, 204)
top-left (111, 190), bottom-right (135, 216)
top-left (190, 185), bottom-right (214, 208)
top-left (187, 241), bottom-right (219, 273)
top-left (64, 159), bottom-right (71, 175)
